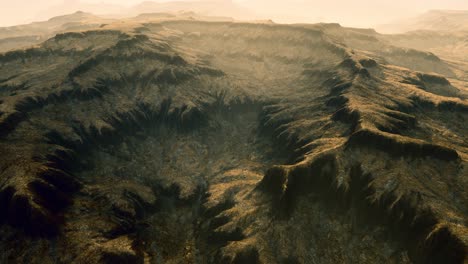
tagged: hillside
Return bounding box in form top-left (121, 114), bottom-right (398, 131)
top-left (0, 15), bottom-right (466, 264)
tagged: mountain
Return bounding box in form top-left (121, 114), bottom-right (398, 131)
top-left (0, 0), bottom-right (253, 52)
top-left (33, 0), bottom-right (126, 22)
top-left (128, 0), bottom-right (254, 19)
top-left (0, 12), bottom-right (467, 264)
top-left (381, 30), bottom-right (468, 67)
top-left (0, 11), bottom-right (111, 39)
top-left (374, 10), bottom-right (468, 65)
top-left (0, 9), bottom-right (239, 53)
top-left (0, 11), bottom-right (114, 52)
top-left (32, 0), bottom-right (255, 22)
top-left (378, 10), bottom-right (468, 33)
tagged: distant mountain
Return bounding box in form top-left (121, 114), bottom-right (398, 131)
top-left (34, 0), bottom-right (254, 22)
top-left (33, 1), bottom-right (125, 21)
top-left (377, 10), bottom-right (468, 33)
top-left (0, 11), bottom-right (113, 39)
top-left (127, 0), bottom-right (254, 20)
top-left (374, 10), bottom-right (468, 63)
top-left (0, 8), bottom-right (241, 52)
top-left (132, 11), bottom-right (235, 23)
top-left (0, 0), bottom-right (254, 53)
top-left (0, 11), bottom-right (114, 52)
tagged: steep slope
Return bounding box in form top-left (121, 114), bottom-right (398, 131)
top-left (0, 20), bottom-right (466, 264)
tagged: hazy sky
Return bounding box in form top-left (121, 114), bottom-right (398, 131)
top-left (1, 0), bottom-right (468, 27)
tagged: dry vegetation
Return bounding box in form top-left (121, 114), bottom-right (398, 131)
top-left (0, 14), bottom-right (467, 264)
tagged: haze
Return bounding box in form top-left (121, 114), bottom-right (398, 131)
top-left (1, 0), bottom-right (468, 28)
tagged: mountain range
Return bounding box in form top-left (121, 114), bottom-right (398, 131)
top-left (0, 7), bottom-right (467, 264)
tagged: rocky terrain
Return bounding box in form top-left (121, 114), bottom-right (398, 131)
top-left (0, 12), bottom-right (467, 264)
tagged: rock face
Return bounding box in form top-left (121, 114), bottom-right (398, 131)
top-left (0, 18), bottom-right (467, 264)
